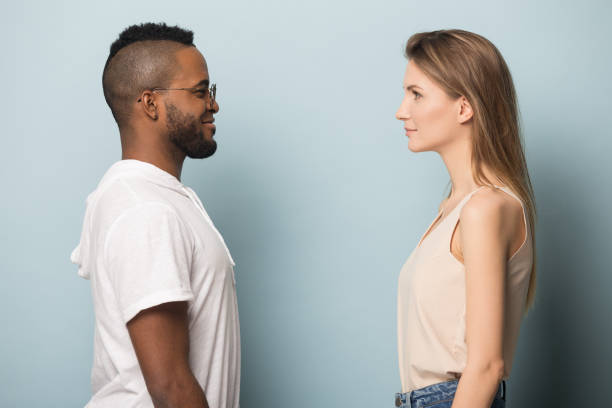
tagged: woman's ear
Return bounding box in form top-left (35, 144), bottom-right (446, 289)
top-left (457, 96), bottom-right (473, 124)
top-left (139, 90), bottom-right (159, 120)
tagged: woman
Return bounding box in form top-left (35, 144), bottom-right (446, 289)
top-left (395, 30), bottom-right (536, 408)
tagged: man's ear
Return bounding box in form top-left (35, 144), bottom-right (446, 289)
top-left (457, 96), bottom-right (473, 124)
top-left (139, 90), bottom-right (159, 121)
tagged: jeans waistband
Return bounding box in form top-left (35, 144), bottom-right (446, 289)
top-left (395, 379), bottom-right (505, 407)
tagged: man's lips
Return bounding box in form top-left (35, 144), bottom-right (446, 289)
top-left (202, 119), bottom-right (216, 130)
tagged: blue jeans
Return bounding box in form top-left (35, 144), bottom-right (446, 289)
top-left (394, 379), bottom-right (506, 408)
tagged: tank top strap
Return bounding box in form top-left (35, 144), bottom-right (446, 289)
top-left (447, 185), bottom-right (488, 217)
top-left (491, 185), bottom-right (530, 231)
top-left (417, 185), bottom-right (483, 251)
top-left (447, 184), bottom-right (528, 232)
top-left (416, 186), bottom-right (488, 249)
top-left (492, 185), bottom-right (523, 205)
top-left (417, 185), bottom-right (520, 250)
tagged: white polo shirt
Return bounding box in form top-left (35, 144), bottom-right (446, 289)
top-left (71, 159), bottom-right (240, 408)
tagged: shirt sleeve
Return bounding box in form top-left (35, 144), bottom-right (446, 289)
top-left (104, 202), bottom-right (195, 323)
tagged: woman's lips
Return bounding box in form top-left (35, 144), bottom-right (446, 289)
top-left (405, 128), bottom-right (417, 136)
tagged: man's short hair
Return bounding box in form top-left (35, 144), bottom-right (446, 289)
top-left (102, 22), bottom-right (195, 128)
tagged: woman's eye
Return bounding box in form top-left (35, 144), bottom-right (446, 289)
top-left (412, 91), bottom-right (422, 100)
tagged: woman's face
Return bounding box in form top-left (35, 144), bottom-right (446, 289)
top-left (395, 60), bottom-right (467, 153)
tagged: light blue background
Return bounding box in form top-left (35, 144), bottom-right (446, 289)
top-left (1, 0), bottom-right (611, 407)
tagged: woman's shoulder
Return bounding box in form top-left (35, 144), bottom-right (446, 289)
top-left (460, 185), bottom-right (523, 230)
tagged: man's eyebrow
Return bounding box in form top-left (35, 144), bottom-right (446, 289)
top-left (192, 79), bottom-right (210, 88)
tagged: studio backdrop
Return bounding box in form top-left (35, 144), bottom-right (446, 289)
top-left (1, 0), bottom-right (611, 407)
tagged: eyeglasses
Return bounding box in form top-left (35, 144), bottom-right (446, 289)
top-left (137, 83), bottom-right (217, 109)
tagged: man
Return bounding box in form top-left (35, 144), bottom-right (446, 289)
top-left (71, 23), bottom-right (240, 408)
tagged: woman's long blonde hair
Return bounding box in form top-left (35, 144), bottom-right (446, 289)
top-left (405, 29), bottom-right (537, 312)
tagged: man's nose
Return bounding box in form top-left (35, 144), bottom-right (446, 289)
top-left (209, 100), bottom-right (219, 113)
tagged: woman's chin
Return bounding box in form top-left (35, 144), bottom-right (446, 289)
top-left (408, 138), bottom-right (436, 153)
top-left (407, 139), bottom-right (422, 152)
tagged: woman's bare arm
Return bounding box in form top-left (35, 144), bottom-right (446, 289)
top-left (450, 189), bottom-right (522, 408)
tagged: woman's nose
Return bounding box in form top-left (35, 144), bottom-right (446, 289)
top-left (396, 101), bottom-right (410, 121)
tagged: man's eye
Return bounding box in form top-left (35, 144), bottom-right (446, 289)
top-left (195, 89), bottom-right (208, 97)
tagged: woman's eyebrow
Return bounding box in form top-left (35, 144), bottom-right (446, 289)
top-left (405, 84), bottom-right (423, 91)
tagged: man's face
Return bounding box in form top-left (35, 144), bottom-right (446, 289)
top-left (163, 47), bottom-right (219, 159)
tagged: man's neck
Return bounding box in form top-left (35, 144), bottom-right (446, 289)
top-left (121, 149), bottom-right (185, 181)
top-left (119, 126), bottom-right (186, 181)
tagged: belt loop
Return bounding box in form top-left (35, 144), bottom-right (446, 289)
top-left (395, 391), bottom-right (412, 408)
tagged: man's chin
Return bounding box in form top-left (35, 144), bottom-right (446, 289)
top-left (186, 142), bottom-right (217, 159)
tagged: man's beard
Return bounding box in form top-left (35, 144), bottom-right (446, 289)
top-left (165, 102), bottom-right (217, 159)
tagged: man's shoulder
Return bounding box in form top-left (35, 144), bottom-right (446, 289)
top-left (92, 176), bottom-right (179, 231)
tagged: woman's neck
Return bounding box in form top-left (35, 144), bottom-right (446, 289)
top-left (438, 137), bottom-right (499, 200)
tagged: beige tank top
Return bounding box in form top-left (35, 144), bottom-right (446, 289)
top-left (397, 185), bottom-right (533, 393)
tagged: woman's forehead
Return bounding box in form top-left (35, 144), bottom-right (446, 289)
top-left (404, 60), bottom-right (427, 85)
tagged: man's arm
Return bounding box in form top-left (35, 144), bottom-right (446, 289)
top-left (127, 301), bottom-right (208, 408)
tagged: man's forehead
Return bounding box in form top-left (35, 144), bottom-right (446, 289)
top-left (172, 46), bottom-right (209, 84)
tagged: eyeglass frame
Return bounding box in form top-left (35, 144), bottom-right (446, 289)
top-left (136, 83), bottom-right (216, 109)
